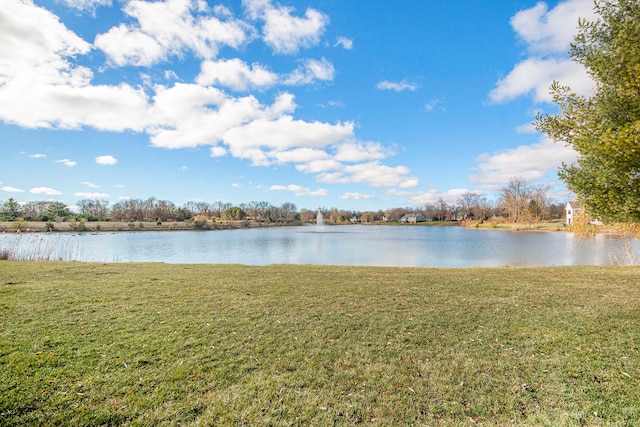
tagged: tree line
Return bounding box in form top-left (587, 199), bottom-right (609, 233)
top-left (0, 197), bottom-right (303, 224)
top-left (0, 179), bottom-right (566, 225)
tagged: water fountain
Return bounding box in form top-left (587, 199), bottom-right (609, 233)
top-left (316, 210), bottom-right (324, 228)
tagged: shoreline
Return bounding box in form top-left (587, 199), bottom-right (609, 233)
top-left (0, 220), bottom-right (303, 233)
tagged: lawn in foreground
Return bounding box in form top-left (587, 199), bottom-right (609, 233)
top-left (1, 262), bottom-right (639, 426)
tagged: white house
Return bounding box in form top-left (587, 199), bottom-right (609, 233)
top-left (565, 201), bottom-right (581, 225)
top-left (400, 213), bottom-right (426, 223)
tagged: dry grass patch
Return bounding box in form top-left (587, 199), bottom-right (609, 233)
top-left (1, 262), bottom-right (640, 425)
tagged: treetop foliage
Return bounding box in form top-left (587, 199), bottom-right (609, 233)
top-left (536, 0), bottom-right (640, 224)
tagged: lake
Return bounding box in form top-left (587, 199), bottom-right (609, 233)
top-left (2, 225), bottom-right (638, 267)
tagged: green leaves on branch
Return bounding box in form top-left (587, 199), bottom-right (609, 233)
top-left (536, 0), bottom-right (640, 224)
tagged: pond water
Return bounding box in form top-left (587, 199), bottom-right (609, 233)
top-left (2, 225), bottom-right (638, 267)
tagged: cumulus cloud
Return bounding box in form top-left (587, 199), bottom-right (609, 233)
top-left (0, 1), bottom-right (150, 131)
top-left (0, 0), bottom-right (418, 197)
top-left (2, 186), bottom-right (25, 193)
top-left (333, 141), bottom-right (391, 162)
top-left (376, 80), bottom-right (419, 92)
top-left (95, 155), bottom-right (118, 165)
top-left (244, 0), bottom-right (329, 54)
top-left (30, 187), bottom-right (62, 195)
top-left (95, 0), bottom-right (249, 67)
top-left (335, 36), bottom-right (353, 50)
top-left (210, 146), bottom-right (227, 157)
top-left (283, 58), bottom-right (334, 85)
top-left (222, 116), bottom-right (354, 165)
top-left (489, 57), bottom-right (592, 103)
top-left (469, 137), bottom-right (577, 190)
top-left (270, 148), bottom-right (329, 164)
top-left (80, 181), bottom-right (99, 188)
top-left (29, 153), bottom-right (47, 159)
top-left (196, 58), bottom-right (277, 91)
top-left (511, 0), bottom-right (595, 54)
top-left (269, 184), bottom-right (328, 197)
top-left (339, 192), bottom-right (374, 200)
top-left (317, 161), bottom-right (418, 188)
top-left (55, 158), bottom-right (77, 167)
top-left (490, 0), bottom-right (596, 103)
top-left (60, 0), bottom-right (112, 14)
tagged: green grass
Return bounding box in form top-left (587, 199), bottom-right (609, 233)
top-left (1, 262), bottom-right (640, 426)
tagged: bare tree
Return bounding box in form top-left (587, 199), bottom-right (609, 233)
top-left (457, 192), bottom-right (482, 219)
top-left (498, 178), bottom-right (548, 223)
top-left (499, 178), bottom-right (531, 223)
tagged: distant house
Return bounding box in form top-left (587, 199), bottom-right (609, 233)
top-left (350, 215), bottom-right (361, 223)
top-left (565, 201), bottom-right (581, 225)
top-left (400, 213), bottom-right (426, 223)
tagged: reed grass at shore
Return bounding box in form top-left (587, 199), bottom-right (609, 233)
top-left (1, 262), bottom-right (640, 425)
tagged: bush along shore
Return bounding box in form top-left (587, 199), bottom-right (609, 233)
top-left (1, 262), bottom-right (640, 426)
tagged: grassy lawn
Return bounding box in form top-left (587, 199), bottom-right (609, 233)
top-left (1, 262), bottom-right (640, 426)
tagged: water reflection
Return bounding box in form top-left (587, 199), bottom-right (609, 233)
top-left (1, 225), bottom-right (638, 267)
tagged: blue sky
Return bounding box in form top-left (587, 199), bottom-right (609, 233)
top-left (1, 0), bottom-right (597, 212)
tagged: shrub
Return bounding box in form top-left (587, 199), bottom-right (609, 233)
top-left (193, 220), bottom-right (207, 230)
top-left (71, 219), bottom-right (86, 232)
top-left (12, 219), bottom-right (28, 232)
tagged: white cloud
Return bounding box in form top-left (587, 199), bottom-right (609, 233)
top-left (196, 58), bottom-right (277, 91)
top-left (29, 153), bottom-right (47, 159)
top-left (333, 141), bottom-right (391, 162)
top-left (60, 0), bottom-right (112, 14)
top-left (339, 192), bottom-right (374, 200)
top-left (30, 187), bottom-right (62, 195)
top-left (407, 188), bottom-right (471, 207)
top-left (147, 86), bottom-right (297, 149)
top-left (223, 116), bottom-right (354, 165)
top-left (210, 146), bottom-right (227, 157)
top-left (295, 159), bottom-right (343, 174)
top-left (376, 80), bottom-right (419, 92)
top-left (489, 57), bottom-right (593, 103)
top-left (75, 192), bottom-right (110, 198)
top-left (55, 158), bottom-right (77, 167)
top-left (469, 137), bottom-right (577, 190)
top-left (0, 0), bottom-right (417, 198)
top-left (2, 186), bottom-right (25, 193)
top-left (0, 1), bottom-right (150, 131)
top-left (270, 148), bottom-right (329, 164)
top-left (490, 0), bottom-right (596, 104)
top-left (511, 0), bottom-right (595, 54)
top-left (95, 0), bottom-right (249, 67)
top-left (335, 36), bottom-right (353, 50)
top-left (80, 181), bottom-right (99, 188)
top-left (269, 184), bottom-right (328, 197)
top-left (95, 155), bottom-right (118, 165)
top-left (283, 58), bottom-right (334, 85)
top-left (515, 122), bottom-right (536, 134)
top-left (245, 0), bottom-right (329, 54)
top-left (424, 98), bottom-right (444, 112)
top-left (0, 0), bottom-right (91, 81)
top-left (317, 161), bottom-right (418, 188)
